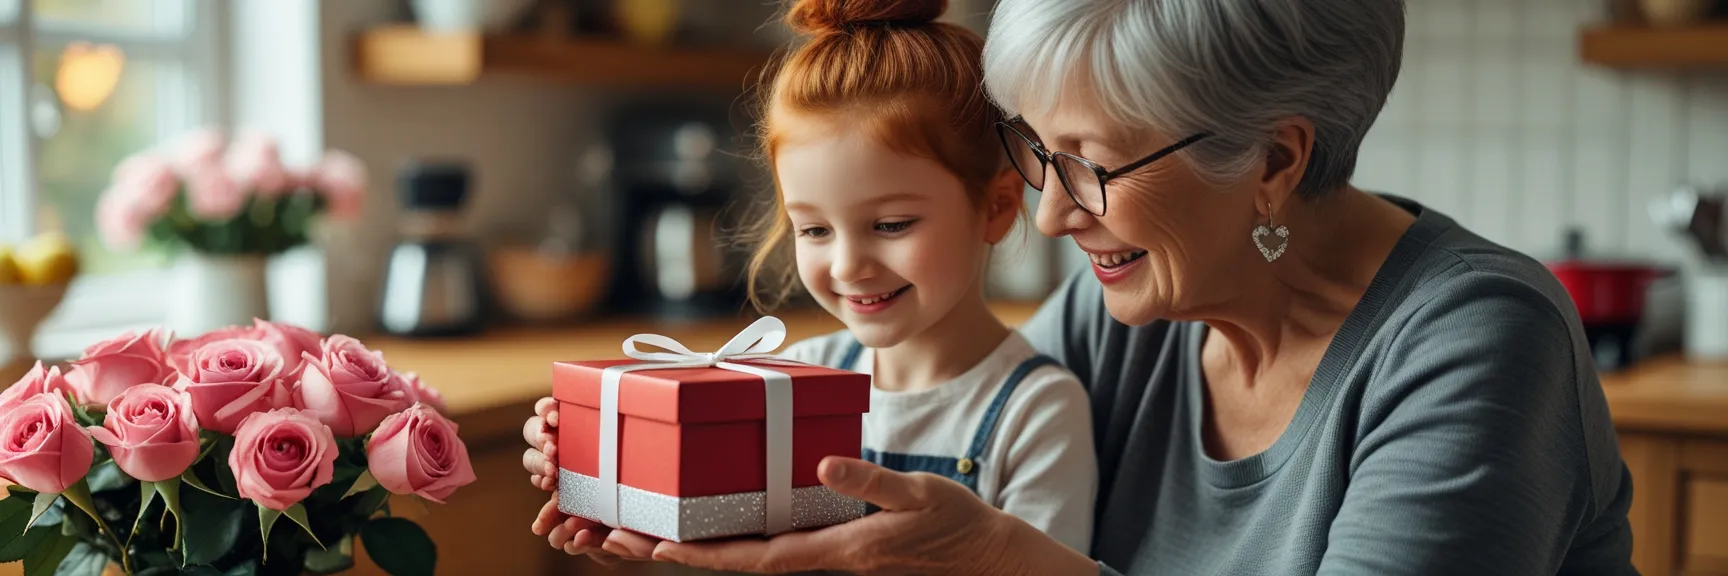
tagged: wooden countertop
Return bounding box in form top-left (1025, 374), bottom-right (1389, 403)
top-left (1599, 356), bottom-right (1728, 436)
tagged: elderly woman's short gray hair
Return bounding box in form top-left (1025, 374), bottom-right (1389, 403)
top-left (983, 0), bottom-right (1405, 198)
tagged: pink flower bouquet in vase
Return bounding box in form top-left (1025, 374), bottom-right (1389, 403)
top-left (0, 320), bottom-right (473, 576)
top-left (96, 128), bottom-right (367, 336)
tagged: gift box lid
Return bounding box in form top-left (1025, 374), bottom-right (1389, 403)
top-left (553, 359), bottom-right (870, 424)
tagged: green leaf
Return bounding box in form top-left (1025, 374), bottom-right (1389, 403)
top-left (258, 507), bottom-right (282, 565)
top-left (177, 566), bottom-right (224, 576)
top-left (51, 542), bottom-right (107, 576)
top-left (223, 560), bottom-right (258, 576)
top-left (60, 480), bottom-right (115, 540)
top-left (157, 477), bottom-right (184, 551)
top-left (283, 504), bottom-right (322, 549)
top-left (133, 480), bottom-right (161, 537)
top-left (180, 485), bottom-right (245, 566)
top-left (0, 491), bottom-right (29, 541)
top-left (29, 491), bottom-right (59, 532)
top-left (360, 517), bottom-right (436, 576)
top-left (21, 532), bottom-right (76, 576)
top-left (341, 471), bottom-right (378, 501)
top-left (350, 486), bottom-right (389, 518)
top-left (179, 470), bottom-right (233, 500)
top-left (302, 542), bottom-right (354, 575)
top-left (0, 524), bottom-right (58, 563)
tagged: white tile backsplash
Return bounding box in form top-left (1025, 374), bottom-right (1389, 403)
top-left (1354, 0), bottom-right (1728, 260)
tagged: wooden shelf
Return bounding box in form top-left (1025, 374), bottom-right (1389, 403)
top-left (353, 25), bottom-right (776, 90)
top-left (1581, 22), bottom-right (1728, 68)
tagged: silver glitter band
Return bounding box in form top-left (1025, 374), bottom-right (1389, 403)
top-left (558, 468), bottom-right (866, 542)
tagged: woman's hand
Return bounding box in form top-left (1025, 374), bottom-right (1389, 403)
top-left (651, 457), bottom-right (1099, 576)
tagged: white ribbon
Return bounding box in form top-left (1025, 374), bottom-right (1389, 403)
top-left (598, 316), bottom-right (796, 535)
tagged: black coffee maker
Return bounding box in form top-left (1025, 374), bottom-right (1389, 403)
top-left (601, 99), bottom-right (755, 319)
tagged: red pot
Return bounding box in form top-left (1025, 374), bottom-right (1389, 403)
top-left (1545, 230), bottom-right (1671, 326)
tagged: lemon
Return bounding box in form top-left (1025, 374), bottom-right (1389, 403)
top-left (0, 245), bottom-right (20, 285)
top-left (14, 233), bottom-right (79, 285)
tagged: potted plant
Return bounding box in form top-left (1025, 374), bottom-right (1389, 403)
top-left (95, 129), bottom-right (365, 335)
top-left (0, 320), bottom-right (469, 575)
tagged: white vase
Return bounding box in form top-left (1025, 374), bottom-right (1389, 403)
top-left (168, 254), bottom-right (270, 337)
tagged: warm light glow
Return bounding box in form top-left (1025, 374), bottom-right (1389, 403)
top-left (55, 42), bottom-right (125, 112)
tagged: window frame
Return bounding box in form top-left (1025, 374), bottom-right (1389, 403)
top-left (2, 0), bottom-right (227, 358)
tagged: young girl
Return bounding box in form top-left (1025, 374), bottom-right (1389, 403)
top-left (526, 0), bottom-right (1097, 557)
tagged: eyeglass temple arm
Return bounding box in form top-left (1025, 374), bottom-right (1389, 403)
top-left (1103, 133), bottom-right (1212, 179)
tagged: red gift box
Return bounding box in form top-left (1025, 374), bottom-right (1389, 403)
top-left (552, 319), bottom-right (871, 541)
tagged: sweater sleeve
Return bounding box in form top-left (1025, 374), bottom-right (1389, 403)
top-left (991, 368), bottom-right (1099, 556)
top-left (1318, 272), bottom-right (1634, 575)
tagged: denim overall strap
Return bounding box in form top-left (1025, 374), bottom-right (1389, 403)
top-left (839, 339), bottom-right (866, 372)
top-left (963, 355), bottom-right (1063, 467)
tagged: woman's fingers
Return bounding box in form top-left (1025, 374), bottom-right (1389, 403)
top-left (653, 525), bottom-right (838, 573)
top-left (535, 396), bottom-right (558, 420)
top-left (600, 529), bottom-right (660, 560)
top-left (817, 457), bottom-right (931, 512)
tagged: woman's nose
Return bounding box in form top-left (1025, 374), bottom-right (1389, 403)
top-left (1034, 174), bottom-right (1090, 238)
top-left (830, 239), bottom-right (875, 284)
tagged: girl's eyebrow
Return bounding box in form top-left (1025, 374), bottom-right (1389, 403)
top-left (786, 191), bottom-right (931, 213)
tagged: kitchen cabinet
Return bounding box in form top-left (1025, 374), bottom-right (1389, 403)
top-left (1603, 359), bottom-right (1728, 575)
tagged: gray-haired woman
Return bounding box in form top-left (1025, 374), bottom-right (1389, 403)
top-left (522, 0), bottom-right (1637, 573)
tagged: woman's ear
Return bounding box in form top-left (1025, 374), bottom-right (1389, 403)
top-left (1258, 116), bottom-right (1314, 213)
top-left (983, 168), bottom-right (1025, 245)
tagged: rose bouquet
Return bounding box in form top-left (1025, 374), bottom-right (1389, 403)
top-left (0, 321), bottom-right (472, 576)
top-left (96, 128), bottom-right (365, 255)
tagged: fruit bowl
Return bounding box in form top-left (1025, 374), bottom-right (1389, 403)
top-left (0, 282), bottom-right (69, 365)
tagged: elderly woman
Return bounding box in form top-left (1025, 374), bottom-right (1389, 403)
top-left (522, 0), bottom-right (1637, 573)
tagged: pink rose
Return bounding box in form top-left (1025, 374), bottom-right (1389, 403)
top-left (167, 325), bottom-right (257, 374)
top-left (184, 159), bottom-right (244, 220)
top-left (394, 371), bottom-right (446, 415)
top-left (97, 154), bottom-right (179, 251)
top-left (252, 319), bottom-right (324, 376)
top-left (366, 403), bottom-right (475, 503)
top-left (0, 394), bottom-right (94, 494)
top-left (306, 150), bottom-right (365, 219)
top-left (172, 339), bottom-right (292, 435)
top-left (296, 335), bottom-right (412, 437)
top-left (169, 128), bottom-right (226, 171)
top-left (168, 321), bottom-right (322, 377)
top-left (229, 408), bottom-right (337, 511)
top-left (86, 384), bottom-right (199, 482)
top-left (67, 329), bottom-right (174, 405)
top-left (0, 361), bottom-right (80, 414)
top-left (225, 132), bottom-right (295, 197)
top-left (96, 192), bottom-right (148, 251)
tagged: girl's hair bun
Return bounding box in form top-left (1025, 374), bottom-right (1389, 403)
top-left (784, 0), bottom-right (947, 36)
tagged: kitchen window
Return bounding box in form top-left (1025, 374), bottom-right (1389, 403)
top-left (0, 0), bottom-right (223, 358)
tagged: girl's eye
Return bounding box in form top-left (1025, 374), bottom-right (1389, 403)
top-left (798, 226), bottom-right (830, 238)
top-left (875, 220), bottom-right (916, 234)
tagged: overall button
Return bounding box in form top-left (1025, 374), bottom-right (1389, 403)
top-left (956, 458), bottom-right (975, 475)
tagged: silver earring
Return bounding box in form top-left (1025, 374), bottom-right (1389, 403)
top-left (1251, 203), bottom-right (1289, 262)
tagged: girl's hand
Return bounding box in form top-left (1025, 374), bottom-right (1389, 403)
top-left (651, 457), bottom-right (1099, 576)
top-left (522, 397), bottom-right (559, 491)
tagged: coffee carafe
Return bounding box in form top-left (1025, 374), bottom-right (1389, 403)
top-left (378, 161), bottom-right (487, 337)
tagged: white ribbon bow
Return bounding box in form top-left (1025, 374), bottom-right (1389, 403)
top-left (598, 316), bottom-right (797, 535)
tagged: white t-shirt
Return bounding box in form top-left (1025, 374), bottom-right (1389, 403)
top-left (779, 330), bottom-right (1098, 555)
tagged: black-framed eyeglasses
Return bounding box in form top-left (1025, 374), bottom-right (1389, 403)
top-left (995, 116), bottom-right (1211, 216)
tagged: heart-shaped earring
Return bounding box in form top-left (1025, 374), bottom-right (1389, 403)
top-left (1251, 203), bottom-right (1289, 262)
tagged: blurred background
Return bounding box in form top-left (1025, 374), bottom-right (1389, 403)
top-left (0, 0), bottom-right (1725, 574)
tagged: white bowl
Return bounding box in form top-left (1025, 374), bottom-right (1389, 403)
top-left (0, 283), bottom-right (69, 365)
